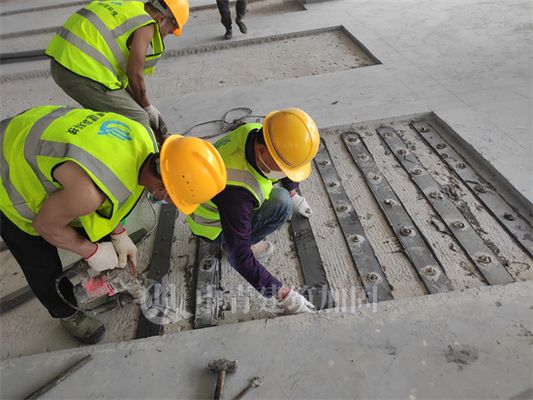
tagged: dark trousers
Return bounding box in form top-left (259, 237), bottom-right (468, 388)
top-left (216, 0), bottom-right (247, 30)
top-left (0, 212), bottom-right (77, 318)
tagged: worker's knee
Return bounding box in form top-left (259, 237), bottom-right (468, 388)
top-left (267, 188), bottom-right (292, 224)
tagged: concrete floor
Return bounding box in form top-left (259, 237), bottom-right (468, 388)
top-left (0, 0), bottom-right (532, 397)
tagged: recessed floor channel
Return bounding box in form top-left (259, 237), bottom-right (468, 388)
top-left (1, 114), bottom-right (531, 358)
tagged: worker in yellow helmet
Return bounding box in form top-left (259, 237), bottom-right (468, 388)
top-left (187, 108), bottom-right (319, 314)
top-left (45, 0), bottom-right (189, 141)
top-left (0, 106), bottom-right (226, 344)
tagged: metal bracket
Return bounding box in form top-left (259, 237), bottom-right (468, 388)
top-left (193, 240), bottom-right (221, 329)
top-left (412, 121), bottom-right (533, 257)
top-left (377, 126), bottom-right (513, 285)
top-left (342, 132), bottom-right (453, 294)
top-left (136, 205), bottom-right (177, 339)
top-left (315, 139), bottom-right (393, 303)
top-left (289, 200), bottom-right (335, 310)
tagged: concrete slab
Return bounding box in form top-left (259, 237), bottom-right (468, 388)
top-left (1, 281), bottom-right (531, 399)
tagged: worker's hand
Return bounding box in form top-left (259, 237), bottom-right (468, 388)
top-left (291, 193), bottom-right (313, 218)
top-left (111, 229), bottom-right (138, 268)
top-left (85, 242), bottom-right (119, 272)
top-left (279, 288), bottom-right (316, 315)
top-left (144, 104), bottom-right (163, 131)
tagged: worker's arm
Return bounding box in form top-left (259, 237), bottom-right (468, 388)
top-left (212, 187), bottom-right (283, 298)
top-left (126, 24), bottom-right (154, 108)
top-left (32, 161), bottom-right (105, 258)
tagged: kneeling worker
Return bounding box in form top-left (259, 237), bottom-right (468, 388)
top-left (0, 106), bottom-right (226, 344)
top-left (187, 108), bottom-right (319, 314)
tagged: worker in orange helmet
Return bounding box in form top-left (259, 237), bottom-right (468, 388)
top-left (46, 0), bottom-right (189, 141)
top-left (0, 106), bottom-right (226, 344)
top-left (187, 108), bottom-right (320, 314)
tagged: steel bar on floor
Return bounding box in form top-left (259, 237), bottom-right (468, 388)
top-left (377, 125), bottom-right (513, 285)
top-left (135, 205), bottom-right (177, 339)
top-left (289, 195), bottom-right (335, 310)
top-left (411, 121), bottom-right (533, 257)
top-left (314, 139), bottom-right (393, 303)
top-left (342, 132), bottom-right (452, 294)
top-left (193, 240), bottom-right (221, 329)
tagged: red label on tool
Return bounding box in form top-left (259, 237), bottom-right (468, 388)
top-left (85, 275), bottom-right (117, 298)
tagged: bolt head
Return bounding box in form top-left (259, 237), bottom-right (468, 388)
top-left (384, 198), bottom-right (397, 207)
top-left (503, 212), bottom-right (516, 221)
top-left (436, 143), bottom-right (447, 150)
top-left (319, 160), bottom-right (330, 167)
top-left (400, 226), bottom-right (415, 236)
top-left (420, 126), bottom-right (429, 133)
top-left (477, 255), bottom-right (492, 264)
top-left (451, 221), bottom-right (465, 229)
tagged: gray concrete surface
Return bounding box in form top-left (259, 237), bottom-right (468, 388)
top-left (0, 0), bottom-right (532, 397)
top-left (1, 281), bottom-right (532, 399)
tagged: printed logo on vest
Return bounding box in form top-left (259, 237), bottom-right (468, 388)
top-left (98, 120), bottom-right (132, 141)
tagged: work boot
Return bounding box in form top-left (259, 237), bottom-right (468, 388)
top-left (235, 17), bottom-right (247, 34)
top-left (224, 28), bottom-right (233, 40)
top-left (251, 240), bottom-right (274, 261)
top-left (60, 311), bottom-right (105, 344)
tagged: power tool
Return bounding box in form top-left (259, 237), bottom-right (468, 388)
top-left (55, 260), bottom-right (154, 316)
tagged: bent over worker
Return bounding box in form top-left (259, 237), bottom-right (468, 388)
top-left (0, 106), bottom-right (226, 344)
top-left (45, 0), bottom-right (189, 140)
top-left (187, 108), bottom-right (319, 314)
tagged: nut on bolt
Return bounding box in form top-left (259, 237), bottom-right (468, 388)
top-left (400, 226), bottom-right (415, 236)
top-left (503, 212), bottom-right (516, 221)
top-left (366, 272), bottom-right (382, 284)
top-left (477, 255), bottom-right (492, 264)
top-left (384, 198), bottom-right (397, 207)
top-left (350, 234), bottom-right (365, 243)
top-left (451, 221), bottom-right (465, 229)
top-left (347, 135), bottom-right (360, 143)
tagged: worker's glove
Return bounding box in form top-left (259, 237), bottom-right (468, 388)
top-left (85, 242), bottom-right (119, 272)
top-left (279, 289), bottom-right (316, 315)
top-left (144, 104), bottom-right (163, 131)
top-left (291, 193), bottom-right (313, 218)
top-left (111, 229), bottom-right (138, 268)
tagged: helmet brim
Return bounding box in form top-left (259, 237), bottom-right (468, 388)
top-left (277, 160), bottom-right (311, 183)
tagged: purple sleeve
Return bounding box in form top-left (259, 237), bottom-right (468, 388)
top-left (281, 178), bottom-right (298, 192)
top-left (211, 187), bottom-right (282, 297)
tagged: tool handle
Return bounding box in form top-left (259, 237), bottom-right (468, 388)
top-left (24, 355), bottom-right (92, 400)
top-left (213, 370), bottom-right (226, 400)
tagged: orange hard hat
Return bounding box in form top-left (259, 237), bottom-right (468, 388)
top-left (262, 108), bottom-right (320, 182)
top-left (150, 0), bottom-right (189, 36)
top-left (160, 135), bottom-right (226, 214)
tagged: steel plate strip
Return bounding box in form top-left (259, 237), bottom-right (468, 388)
top-left (341, 132), bottom-right (453, 294)
top-left (289, 194), bottom-right (335, 310)
top-left (136, 204), bottom-right (177, 338)
top-left (315, 139), bottom-right (393, 303)
top-left (193, 240), bottom-right (221, 329)
top-left (377, 126), bottom-right (513, 285)
top-left (412, 121), bottom-right (533, 257)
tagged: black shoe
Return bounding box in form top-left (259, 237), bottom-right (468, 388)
top-left (224, 29), bottom-right (233, 40)
top-left (235, 18), bottom-right (247, 34)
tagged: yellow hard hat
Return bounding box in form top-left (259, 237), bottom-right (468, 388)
top-left (151, 0), bottom-right (189, 36)
top-left (263, 108), bottom-right (320, 182)
top-left (160, 135), bottom-right (227, 215)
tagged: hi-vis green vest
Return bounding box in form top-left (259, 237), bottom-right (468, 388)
top-left (187, 123), bottom-right (274, 240)
top-left (0, 106), bottom-right (158, 242)
top-left (45, 1), bottom-right (164, 90)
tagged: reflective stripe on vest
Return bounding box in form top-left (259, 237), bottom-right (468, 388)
top-left (46, 1), bottom-right (163, 90)
top-left (0, 117), bottom-right (34, 219)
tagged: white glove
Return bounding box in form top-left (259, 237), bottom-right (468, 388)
top-left (279, 289), bottom-right (316, 315)
top-left (144, 104), bottom-right (163, 131)
top-left (111, 229), bottom-right (138, 268)
top-left (291, 193), bottom-right (313, 218)
top-left (85, 242), bottom-right (119, 272)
